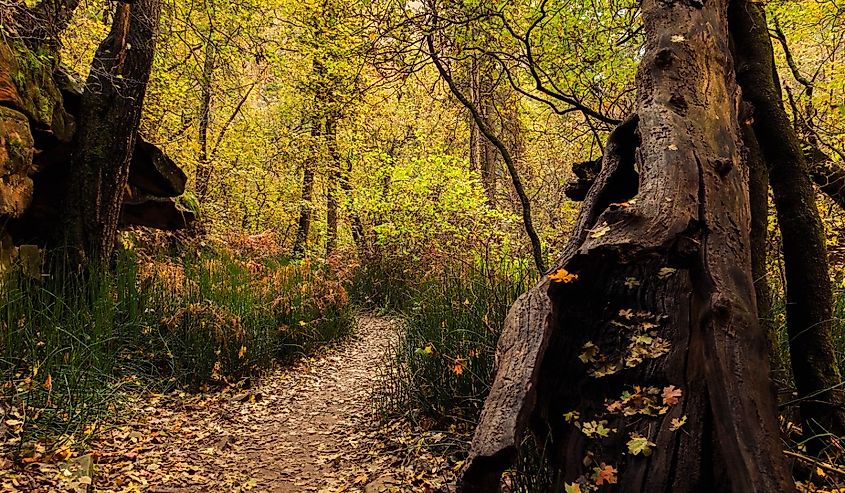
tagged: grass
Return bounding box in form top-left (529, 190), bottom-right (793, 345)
top-left (0, 238), bottom-right (354, 461)
top-left (372, 254), bottom-right (531, 427)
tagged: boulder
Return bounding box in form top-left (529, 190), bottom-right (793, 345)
top-left (121, 194), bottom-right (195, 230)
top-left (0, 106), bottom-right (35, 217)
top-left (130, 138), bottom-right (188, 197)
top-left (0, 40), bottom-right (74, 144)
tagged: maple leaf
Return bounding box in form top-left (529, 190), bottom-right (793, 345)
top-left (549, 267), bottom-right (579, 283)
top-left (670, 415), bottom-right (687, 431)
top-left (627, 433), bottom-right (655, 456)
top-left (579, 341), bottom-right (599, 363)
top-left (564, 483), bottom-right (582, 493)
top-left (662, 385), bottom-right (683, 406)
top-left (593, 463), bottom-right (618, 485)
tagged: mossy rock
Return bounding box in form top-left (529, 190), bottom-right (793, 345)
top-left (0, 106), bottom-right (34, 217)
top-left (0, 39), bottom-right (74, 142)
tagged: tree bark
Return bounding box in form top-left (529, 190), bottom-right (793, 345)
top-left (194, 41), bottom-right (215, 203)
top-left (61, 0), bottom-right (161, 265)
top-left (739, 112), bottom-right (779, 370)
top-left (461, 0), bottom-right (794, 489)
top-left (729, 0), bottom-right (845, 441)
top-left (469, 57), bottom-right (498, 205)
top-left (325, 113), bottom-right (340, 257)
top-left (292, 117), bottom-right (320, 258)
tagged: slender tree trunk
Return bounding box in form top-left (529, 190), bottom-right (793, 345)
top-left (460, 0), bottom-right (794, 489)
top-left (195, 42), bottom-right (215, 203)
top-left (292, 118), bottom-right (320, 257)
top-left (729, 0), bottom-right (845, 440)
top-left (469, 57), bottom-right (498, 205)
top-left (61, 0), bottom-right (161, 265)
top-left (325, 114), bottom-right (340, 257)
top-left (741, 121), bottom-right (779, 370)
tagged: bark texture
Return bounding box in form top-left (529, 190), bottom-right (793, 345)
top-left (61, 0), bottom-right (162, 264)
top-left (729, 0), bottom-right (845, 440)
top-left (461, 0), bottom-right (794, 489)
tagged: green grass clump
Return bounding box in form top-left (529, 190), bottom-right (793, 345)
top-left (374, 256), bottom-right (531, 426)
top-left (0, 244), bottom-right (354, 460)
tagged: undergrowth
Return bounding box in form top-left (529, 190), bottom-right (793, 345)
top-left (0, 232), bottom-right (353, 461)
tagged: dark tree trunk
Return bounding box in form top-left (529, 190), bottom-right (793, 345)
top-left (195, 42), bottom-right (215, 203)
top-left (807, 146), bottom-right (845, 211)
top-left (325, 114), bottom-right (340, 257)
top-left (460, 0), bottom-right (794, 489)
top-left (740, 116), bottom-right (778, 370)
top-left (469, 57), bottom-right (498, 205)
top-left (61, 0), bottom-right (161, 265)
top-left (292, 118), bottom-right (319, 257)
top-left (729, 0), bottom-right (845, 441)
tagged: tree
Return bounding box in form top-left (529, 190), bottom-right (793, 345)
top-left (61, 0), bottom-right (162, 264)
top-left (730, 0), bottom-right (845, 443)
top-left (460, 0), bottom-right (795, 489)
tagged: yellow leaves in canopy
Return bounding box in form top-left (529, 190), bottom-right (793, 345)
top-left (549, 267), bottom-right (579, 283)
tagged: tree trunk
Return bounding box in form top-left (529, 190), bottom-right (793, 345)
top-left (729, 0), bottom-right (845, 441)
top-left (195, 42), bottom-right (214, 203)
top-left (292, 118), bottom-right (319, 257)
top-left (325, 113), bottom-right (340, 258)
top-left (469, 57), bottom-right (498, 205)
top-left (460, 0), bottom-right (794, 489)
top-left (61, 0), bottom-right (161, 265)
top-left (739, 114), bottom-right (779, 370)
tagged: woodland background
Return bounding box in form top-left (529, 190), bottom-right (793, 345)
top-left (0, 0), bottom-right (844, 491)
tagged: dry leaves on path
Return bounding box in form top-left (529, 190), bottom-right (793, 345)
top-left (3, 315), bottom-right (466, 493)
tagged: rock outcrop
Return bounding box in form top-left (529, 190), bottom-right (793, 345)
top-left (0, 37), bottom-right (194, 250)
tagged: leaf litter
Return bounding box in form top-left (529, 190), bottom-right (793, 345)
top-left (1, 316), bottom-right (462, 492)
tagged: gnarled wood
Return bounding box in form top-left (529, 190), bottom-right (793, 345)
top-left (461, 0), bottom-right (794, 489)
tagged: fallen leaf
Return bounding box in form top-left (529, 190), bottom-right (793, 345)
top-left (662, 385), bottom-right (683, 406)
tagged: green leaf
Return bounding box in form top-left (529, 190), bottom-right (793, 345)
top-left (627, 433), bottom-right (655, 456)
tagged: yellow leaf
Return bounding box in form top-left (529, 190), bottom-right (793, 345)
top-left (43, 374), bottom-right (52, 391)
top-left (564, 483), bottom-right (582, 493)
top-left (238, 346), bottom-right (247, 359)
top-left (549, 268), bottom-right (579, 283)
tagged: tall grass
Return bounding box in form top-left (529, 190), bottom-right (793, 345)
top-left (0, 243), bottom-right (354, 459)
top-left (374, 255), bottom-right (531, 427)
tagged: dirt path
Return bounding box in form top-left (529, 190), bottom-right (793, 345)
top-left (85, 315), bottom-right (458, 493)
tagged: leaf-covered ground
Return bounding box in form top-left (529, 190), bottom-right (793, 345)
top-left (1, 316), bottom-right (465, 492)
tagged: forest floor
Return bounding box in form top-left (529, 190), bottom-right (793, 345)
top-left (2, 316), bottom-right (465, 493)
